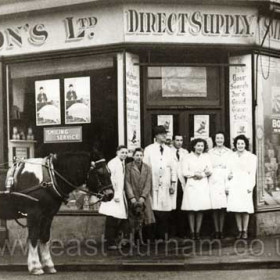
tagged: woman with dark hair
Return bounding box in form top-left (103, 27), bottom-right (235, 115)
top-left (226, 135), bottom-right (257, 239)
top-left (181, 138), bottom-right (212, 240)
top-left (208, 132), bottom-right (232, 239)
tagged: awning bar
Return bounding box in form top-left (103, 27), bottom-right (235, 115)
top-left (134, 63), bottom-right (246, 67)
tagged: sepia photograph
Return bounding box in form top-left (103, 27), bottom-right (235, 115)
top-left (1, 1), bottom-right (280, 280)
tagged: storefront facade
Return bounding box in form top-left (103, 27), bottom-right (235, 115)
top-left (1, 0), bottom-right (280, 241)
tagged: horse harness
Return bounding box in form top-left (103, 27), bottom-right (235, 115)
top-left (3, 155), bottom-right (109, 204)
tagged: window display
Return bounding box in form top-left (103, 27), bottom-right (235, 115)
top-left (256, 55), bottom-right (280, 208)
top-left (147, 66), bottom-right (220, 106)
top-left (8, 54), bottom-right (117, 212)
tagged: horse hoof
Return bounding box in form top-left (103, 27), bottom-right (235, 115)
top-left (44, 266), bottom-right (57, 274)
top-left (30, 268), bottom-right (44, 275)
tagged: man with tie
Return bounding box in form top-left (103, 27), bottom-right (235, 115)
top-left (170, 135), bottom-right (189, 238)
top-left (143, 126), bottom-right (176, 240)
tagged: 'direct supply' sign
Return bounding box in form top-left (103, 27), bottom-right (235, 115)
top-left (44, 126), bottom-right (82, 143)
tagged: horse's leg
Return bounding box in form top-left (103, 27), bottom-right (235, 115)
top-left (39, 216), bottom-right (57, 274)
top-left (27, 213), bottom-right (44, 275)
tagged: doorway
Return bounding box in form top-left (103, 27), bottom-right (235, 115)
top-left (144, 110), bottom-right (225, 150)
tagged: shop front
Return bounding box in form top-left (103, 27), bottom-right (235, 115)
top-left (1, 0), bottom-right (280, 242)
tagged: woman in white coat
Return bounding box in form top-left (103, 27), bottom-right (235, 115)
top-left (226, 135), bottom-right (257, 239)
top-left (208, 132), bottom-right (232, 239)
top-left (181, 138), bottom-right (212, 240)
top-left (99, 145), bottom-right (128, 249)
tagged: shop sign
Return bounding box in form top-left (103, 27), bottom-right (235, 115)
top-left (126, 10), bottom-right (253, 36)
top-left (272, 86), bottom-right (280, 134)
top-left (1, 5), bottom-right (280, 56)
top-left (124, 5), bottom-right (280, 49)
top-left (126, 53), bottom-right (141, 153)
top-left (0, 6), bottom-right (122, 56)
top-left (272, 118), bottom-right (280, 134)
top-left (44, 126), bottom-right (82, 143)
top-left (229, 55), bottom-right (253, 148)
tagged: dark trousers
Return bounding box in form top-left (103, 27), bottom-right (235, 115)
top-left (153, 210), bottom-right (170, 240)
top-left (169, 180), bottom-right (187, 238)
top-left (104, 216), bottom-right (128, 246)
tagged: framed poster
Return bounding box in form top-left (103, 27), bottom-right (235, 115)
top-left (64, 77), bottom-right (91, 124)
top-left (162, 67), bottom-right (207, 98)
top-left (35, 79), bottom-right (61, 126)
top-left (194, 115), bottom-right (209, 138)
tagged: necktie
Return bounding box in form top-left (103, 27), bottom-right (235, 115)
top-left (176, 149), bottom-right (180, 160)
top-left (122, 161), bottom-right (125, 173)
top-left (160, 145), bottom-right (164, 155)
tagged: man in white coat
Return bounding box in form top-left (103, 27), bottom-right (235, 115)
top-left (143, 126), bottom-right (176, 240)
top-left (169, 135), bottom-right (189, 238)
top-left (99, 145), bottom-right (128, 250)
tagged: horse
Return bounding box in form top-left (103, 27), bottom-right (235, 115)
top-left (0, 149), bottom-right (114, 275)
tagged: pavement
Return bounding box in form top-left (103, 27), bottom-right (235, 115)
top-left (1, 235), bottom-right (280, 271)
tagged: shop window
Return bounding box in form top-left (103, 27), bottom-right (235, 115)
top-left (256, 55), bottom-right (280, 209)
top-left (147, 66), bottom-right (220, 107)
top-left (7, 54), bottom-right (118, 212)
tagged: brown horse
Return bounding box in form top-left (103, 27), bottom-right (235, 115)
top-left (0, 150), bottom-right (113, 275)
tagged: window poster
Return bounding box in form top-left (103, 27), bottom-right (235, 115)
top-left (64, 77), bottom-right (91, 124)
top-left (35, 79), bottom-right (61, 126)
top-left (126, 53), bottom-right (141, 153)
top-left (194, 115), bottom-right (209, 138)
top-left (157, 115), bottom-right (173, 139)
top-left (229, 55), bottom-right (253, 148)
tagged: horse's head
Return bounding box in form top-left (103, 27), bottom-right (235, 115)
top-left (86, 149), bottom-right (114, 202)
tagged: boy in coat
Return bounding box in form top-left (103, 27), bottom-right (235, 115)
top-left (125, 148), bottom-right (155, 244)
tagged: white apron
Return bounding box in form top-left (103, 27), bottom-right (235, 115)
top-left (226, 151), bottom-right (257, 214)
top-left (98, 157), bottom-right (127, 219)
top-left (208, 147), bottom-right (232, 209)
top-left (181, 152), bottom-right (212, 211)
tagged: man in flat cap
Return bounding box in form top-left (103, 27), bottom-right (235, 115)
top-left (143, 125), bottom-right (176, 240)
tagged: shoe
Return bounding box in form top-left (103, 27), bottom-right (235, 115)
top-left (195, 233), bottom-right (200, 240)
top-left (219, 232), bottom-right (224, 239)
top-left (236, 231), bottom-right (242, 239)
top-left (242, 231), bottom-right (248, 239)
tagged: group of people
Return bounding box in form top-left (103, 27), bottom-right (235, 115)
top-left (99, 125), bottom-right (257, 249)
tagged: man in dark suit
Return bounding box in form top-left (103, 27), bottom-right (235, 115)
top-left (37, 87), bottom-right (48, 103)
top-left (66, 84), bottom-right (77, 101)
